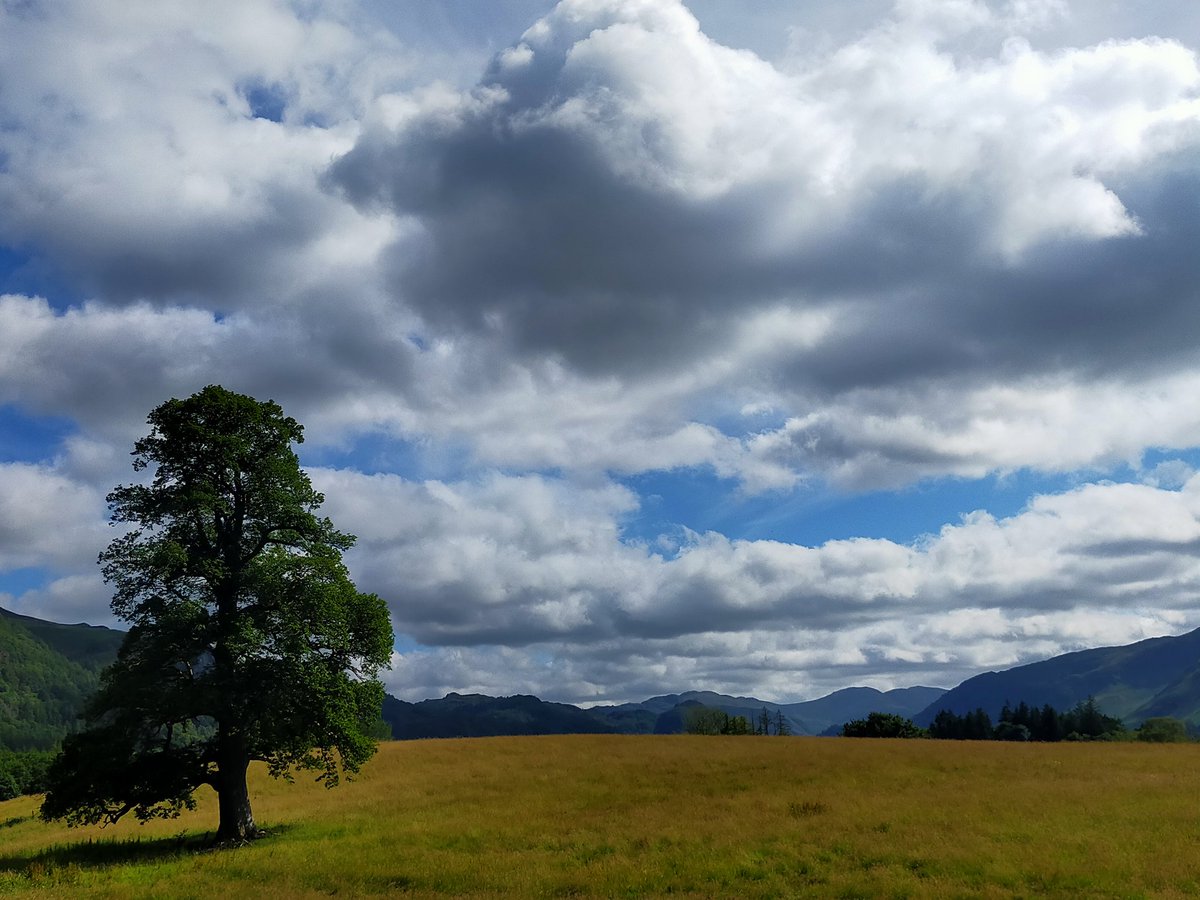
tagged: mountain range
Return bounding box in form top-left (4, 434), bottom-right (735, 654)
top-left (2, 604), bottom-right (1200, 746)
top-left (381, 685), bottom-right (947, 739)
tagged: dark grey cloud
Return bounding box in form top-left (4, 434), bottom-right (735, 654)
top-left (774, 160), bottom-right (1200, 397)
top-left (331, 119), bottom-right (800, 373)
top-left (329, 0), bottom-right (1200, 399)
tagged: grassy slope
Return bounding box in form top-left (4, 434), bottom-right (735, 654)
top-left (0, 735), bottom-right (1199, 897)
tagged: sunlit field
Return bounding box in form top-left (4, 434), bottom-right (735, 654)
top-left (0, 735), bottom-right (1197, 897)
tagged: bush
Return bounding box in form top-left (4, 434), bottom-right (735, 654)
top-left (841, 712), bottom-right (925, 738)
top-left (0, 750), bottom-right (53, 799)
top-left (1137, 717), bottom-right (1190, 743)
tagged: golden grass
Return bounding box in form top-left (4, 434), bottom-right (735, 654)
top-left (0, 735), bottom-right (1198, 897)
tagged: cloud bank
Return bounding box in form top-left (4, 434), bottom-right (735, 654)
top-left (1, 0), bottom-right (1200, 702)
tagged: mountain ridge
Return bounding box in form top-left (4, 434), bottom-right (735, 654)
top-left (381, 685), bottom-right (950, 739)
top-left (4, 605), bottom-right (1200, 743)
top-left (914, 626), bottom-right (1200, 727)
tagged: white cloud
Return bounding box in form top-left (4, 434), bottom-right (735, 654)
top-left (0, 462), bottom-right (108, 573)
top-left (3, 0), bottom-right (1200, 703)
top-left (316, 467), bottom-right (1200, 702)
top-left (0, 0), bottom-right (401, 306)
top-left (1, 575), bottom-right (116, 629)
top-left (747, 373), bottom-right (1200, 489)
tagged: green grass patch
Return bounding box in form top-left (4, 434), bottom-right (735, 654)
top-left (0, 736), bottom-right (1198, 896)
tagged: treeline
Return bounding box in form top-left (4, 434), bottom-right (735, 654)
top-left (684, 705), bottom-right (792, 736)
top-left (930, 698), bottom-right (1126, 742)
top-left (842, 698), bottom-right (1194, 743)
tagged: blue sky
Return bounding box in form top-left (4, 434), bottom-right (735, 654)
top-left (3, 0), bottom-right (1200, 704)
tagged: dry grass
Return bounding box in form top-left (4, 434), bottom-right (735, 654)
top-left (0, 735), bottom-right (1198, 897)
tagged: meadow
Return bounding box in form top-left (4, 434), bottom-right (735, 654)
top-left (0, 735), bottom-right (1197, 897)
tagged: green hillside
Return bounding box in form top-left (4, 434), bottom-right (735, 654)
top-left (915, 627), bottom-right (1200, 727)
top-left (0, 608), bottom-right (124, 673)
top-left (0, 608), bottom-right (124, 750)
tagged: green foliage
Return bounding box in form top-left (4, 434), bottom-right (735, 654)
top-left (1136, 717), bottom-right (1191, 743)
top-left (0, 749), bottom-right (53, 799)
top-left (683, 706), bottom-right (752, 735)
top-left (928, 697), bottom-right (1126, 742)
top-left (929, 707), bottom-right (994, 740)
top-left (0, 612), bottom-right (123, 752)
top-left (41, 386), bottom-right (394, 842)
top-left (840, 712), bottom-right (925, 738)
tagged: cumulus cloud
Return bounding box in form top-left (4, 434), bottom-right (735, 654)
top-left (6, 0), bottom-right (1200, 491)
top-left (0, 0), bottom-right (401, 308)
top-left (0, 462), bottom-right (108, 572)
top-left (321, 0), bottom-right (1200, 489)
top-left (332, 0), bottom-right (1199, 357)
top-left (4, 0), bottom-right (1200, 702)
top-left (315, 466), bottom-right (1200, 701)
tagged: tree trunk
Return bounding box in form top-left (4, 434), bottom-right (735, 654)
top-left (215, 743), bottom-right (256, 843)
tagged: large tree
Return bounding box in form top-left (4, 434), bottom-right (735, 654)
top-left (41, 385), bottom-right (393, 843)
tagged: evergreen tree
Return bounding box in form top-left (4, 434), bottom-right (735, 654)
top-left (928, 709), bottom-right (964, 739)
top-left (1037, 703), bottom-right (1062, 742)
top-left (773, 710), bottom-right (791, 737)
top-left (966, 708), bottom-right (993, 740)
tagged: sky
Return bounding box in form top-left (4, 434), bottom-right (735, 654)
top-left (2, 0), bottom-right (1200, 705)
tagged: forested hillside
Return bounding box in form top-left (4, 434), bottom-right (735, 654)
top-left (916, 627), bottom-right (1200, 727)
top-left (382, 693), bottom-right (617, 739)
top-left (0, 608), bottom-right (123, 750)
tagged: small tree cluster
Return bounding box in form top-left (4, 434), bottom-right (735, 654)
top-left (1136, 717), bottom-right (1191, 743)
top-left (753, 708), bottom-right (792, 736)
top-left (0, 750), bottom-right (53, 800)
top-left (928, 707), bottom-right (995, 740)
top-left (683, 706), bottom-right (796, 736)
top-left (840, 712), bottom-right (924, 738)
top-left (928, 697), bottom-right (1127, 742)
top-left (683, 706), bottom-right (751, 735)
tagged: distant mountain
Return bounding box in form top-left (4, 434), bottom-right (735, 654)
top-left (384, 685), bottom-right (950, 740)
top-left (592, 691), bottom-right (808, 735)
top-left (587, 687), bottom-right (947, 736)
top-left (33, 602), bottom-right (1198, 746)
top-left (780, 686), bottom-right (949, 736)
top-left (0, 607), bottom-right (125, 750)
top-left (381, 692), bottom-right (618, 739)
top-left (914, 627), bottom-right (1200, 727)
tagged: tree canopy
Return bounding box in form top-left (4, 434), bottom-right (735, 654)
top-left (927, 698), bottom-right (1128, 742)
top-left (41, 385), bottom-right (393, 842)
top-left (840, 712), bottom-right (924, 738)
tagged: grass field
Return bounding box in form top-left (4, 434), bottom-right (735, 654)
top-left (0, 735), bottom-right (1197, 897)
